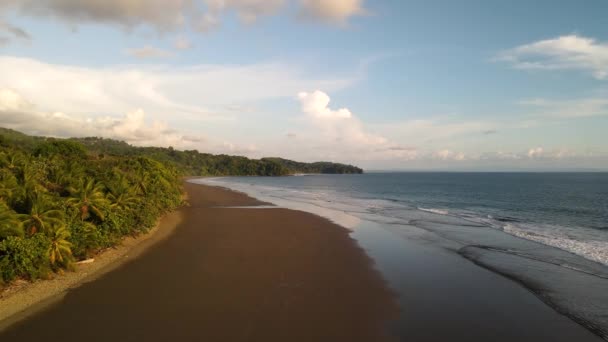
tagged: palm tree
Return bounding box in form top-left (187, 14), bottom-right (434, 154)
top-left (0, 150), bottom-right (25, 170)
top-left (108, 190), bottom-right (140, 212)
top-left (67, 178), bottom-right (109, 221)
top-left (46, 224), bottom-right (72, 266)
top-left (19, 193), bottom-right (64, 235)
top-left (107, 170), bottom-right (141, 212)
top-left (0, 202), bottom-right (22, 239)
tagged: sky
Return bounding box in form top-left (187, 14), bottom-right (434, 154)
top-left (0, 0), bottom-right (607, 171)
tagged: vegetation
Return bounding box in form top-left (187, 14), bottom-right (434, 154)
top-left (0, 131), bottom-right (182, 285)
top-left (0, 127), bottom-right (362, 286)
top-left (261, 157), bottom-right (363, 174)
top-left (69, 135), bottom-right (363, 176)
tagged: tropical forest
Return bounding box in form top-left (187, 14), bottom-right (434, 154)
top-left (0, 128), bottom-right (362, 287)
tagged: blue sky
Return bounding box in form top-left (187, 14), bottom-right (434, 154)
top-left (0, 0), bottom-right (607, 170)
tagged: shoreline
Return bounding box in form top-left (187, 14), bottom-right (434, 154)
top-left (192, 177), bottom-right (605, 342)
top-left (0, 182), bottom-right (399, 341)
top-left (0, 209), bottom-right (184, 331)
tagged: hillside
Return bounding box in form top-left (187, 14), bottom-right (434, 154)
top-left (71, 136), bottom-right (363, 176)
top-left (0, 128), bottom-right (363, 176)
top-left (0, 129), bottom-right (362, 176)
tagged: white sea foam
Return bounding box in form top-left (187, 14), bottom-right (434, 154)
top-left (503, 223), bottom-right (608, 267)
top-left (418, 207), bottom-right (449, 215)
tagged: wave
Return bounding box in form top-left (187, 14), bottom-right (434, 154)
top-left (418, 207), bottom-right (449, 215)
top-left (412, 206), bottom-right (608, 267)
top-left (502, 223), bottom-right (608, 267)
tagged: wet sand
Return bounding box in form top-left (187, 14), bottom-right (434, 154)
top-left (0, 183), bottom-right (398, 341)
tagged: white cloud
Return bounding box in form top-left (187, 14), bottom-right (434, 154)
top-left (497, 35), bottom-right (608, 80)
top-left (126, 45), bottom-right (174, 59)
top-left (0, 55), bottom-right (352, 122)
top-left (527, 147), bottom-right (544, 158)
top-left (297, 90), bottom-right (387, 147)
top-left (298, 90), bottom-right (352, 119)
top-left (299, 0), bottom-right (366, 24)
top-left (434, 149), bottom-right (466, 161)
top-left (0, 88), bottom-right (197, 148)
top-left (0, 88), bottom-right (273, 156)
top-left (519, 96), bottom-right (608, 118)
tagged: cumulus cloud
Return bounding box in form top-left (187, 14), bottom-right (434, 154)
top-left (298, 90), bottom-right (352, 119)
top-left (291, 91), bottom-right (499, 163)
top-left (0, 88), bottom-right (198, 148)
top-left (126, 45), bottom-right (174, 59)
top-left (497, 35), bottom-right (608, 80)
top-left (434, 149), bottom-right (466, 161)
top-left (0, 87), bottom-right (269, 157)
top-left (527, 147), bottom-right (544, 158)
top-left (298, 90), bottom-right (386, 147)
top-left (299, 0), bottom-right (366, 24)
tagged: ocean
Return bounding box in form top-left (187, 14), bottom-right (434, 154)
top-left (191, 172), bottom-right (608, 340)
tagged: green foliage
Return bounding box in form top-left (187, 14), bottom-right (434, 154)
top-left (69, 137), bottom-right (362, 176)
top-left (67, 178), bottom-right (108, 221)
top-left (68, 220), bottom-right (102, 259)
top-left (262, 157), bottom-right (363, 174)
top-left (0, 235), bottom-right (51, 282)
top-left (18, 192), bottom-right (64, 235)
top-left (33, 139), bottom-right (87, 159)
top-left (0, 202), bottom-right (22, 239)
top-left (46, 225), bottom-right (73, 267)
top-left (0, 130), bottom-right (184, 284)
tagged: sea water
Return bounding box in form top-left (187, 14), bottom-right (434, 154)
top-left (190, 172), bottom-right (608, 339)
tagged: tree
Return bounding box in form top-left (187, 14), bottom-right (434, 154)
top-left (107, 172), bottom-right (140, 212)
top-left (46, 225), bottom-right (72, 266)
top-left (67, 178), bottom-right (109, 221)
top-left (0, 150), bottom-right (25, 170)
top-left (0, 202), bottom-right (22, 239)
top-left (18, 193), bottom-right (64, 235)
top-left (33, 139), bottom-right (87, 159)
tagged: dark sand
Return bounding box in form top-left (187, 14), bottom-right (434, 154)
top-left (0, 183), bottom-right (398, 341)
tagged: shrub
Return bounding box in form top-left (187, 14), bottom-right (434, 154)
top-left (0, 235), bottom-right (52, 282)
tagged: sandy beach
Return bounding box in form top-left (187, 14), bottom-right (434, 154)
top-left (0, 209), bottom-right (184, 331)
top-left (0, 182), bottom-right (398, 341)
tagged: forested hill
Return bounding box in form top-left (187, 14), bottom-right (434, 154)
top-left (262, 158), bottom-right (363, 174)
top-left (0, 128), bottom-right (362, 176)
top-left (73, 137), bottom-right (363, 176)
